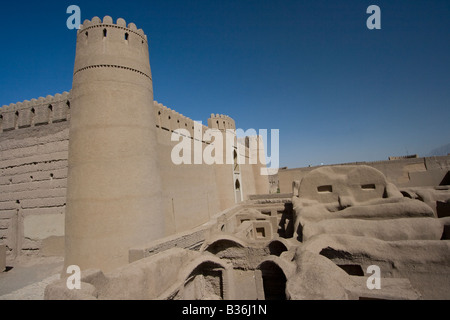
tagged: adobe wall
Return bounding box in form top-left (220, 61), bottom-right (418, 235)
top-left (0, 96), bottom-right (268, 257)
top-left (156, 128), bottom-right (221, 236)
top-left (153, 102), bottom-right (266, 235)
top-left (237, 136), bottom-right (270, 199)
top-left (278, 156), bottom-right (450, 193)
top-left (0, 93), bottom-right (71, 257)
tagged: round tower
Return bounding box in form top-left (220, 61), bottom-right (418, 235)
top-left (65, 16), bottom-right (164, 272)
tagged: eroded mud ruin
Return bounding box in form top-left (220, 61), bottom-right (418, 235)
top-left (1, 16), bottom-right (449, 300)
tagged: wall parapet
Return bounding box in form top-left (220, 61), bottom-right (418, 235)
top-left (0, 91), bottom-right (71, 133)
top-left (208, 113), bottom-right (236, 130)
top-left (154, 100), bottom-right (210, 139)
top-left (78, 16), bottom-right (147, 42)
top-left (1, 95), bottom-right (250, 156)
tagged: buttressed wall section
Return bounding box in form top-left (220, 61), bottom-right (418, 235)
top-left (0, 17), bottom-right (270, 270)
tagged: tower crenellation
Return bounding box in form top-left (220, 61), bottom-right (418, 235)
top-left (74, 16), bottom-right (151, 83)
top-left (78, 16), bottom-right (147, 42)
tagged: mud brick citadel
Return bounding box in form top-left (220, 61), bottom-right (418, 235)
top-left (1, 16), bottom-right (449, 300)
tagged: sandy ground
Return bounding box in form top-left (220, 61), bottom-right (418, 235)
top-left (0, 255), bottom-right (64, 300)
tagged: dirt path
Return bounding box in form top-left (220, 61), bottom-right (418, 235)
top-left (0, 256), bottom-right (63, 300)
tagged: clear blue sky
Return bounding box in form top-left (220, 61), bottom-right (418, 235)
top-left (1, 0), bottom-right (449, 168)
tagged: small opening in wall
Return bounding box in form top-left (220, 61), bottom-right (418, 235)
top-left (66, 101), bottom-right (70, 109)
top-left (235, 179), bottom-right (241, 190)
top-left (85, 31), bottom-right (88, 38)
top-left (317, 185), bottom-right (333, 193)
top-left (268, 241), bottom-right (288, 256)
top-left (158, 111), bottom-right (161, 115)
top-left (16, 200), bottom-right (20, 204)
top-left (168, 116), bottom-right (171, 120)
top-left (30, 176), bottom-right (33, 180)
top-left (50, 173), bottom-right (54, 179)
top-left (337, 264), bottom-right (365, 276)
top-left (48, 105), bottom-right (53, 111)
top-left (15, 111), bottom-right (19, 117)
top-left (4, 266), bottom-right (13, 272)
top-left (256, 227), bottom-right (266, 238)
top-left (31, 108), bottom-right (35, 114)
top-left (401, 191), bottom-right (412, 198)
top-left (103, 29), bottom-right (107, 38)
top-left (437, 201), bottom-right (450, 218)
top-left (125, 33), bottom-right (129, 41)
top-left (361, 184), bottom-right (376, 190)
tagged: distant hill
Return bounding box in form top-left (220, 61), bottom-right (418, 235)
top-left (428, 143), bottom-right (450, 157)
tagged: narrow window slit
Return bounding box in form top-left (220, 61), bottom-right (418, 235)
top-left (317, 185), bottom-right (333, 193)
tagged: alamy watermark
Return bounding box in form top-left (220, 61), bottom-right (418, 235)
top-left (66, 5), bottom-right (81, 30)
top-left (66, 265), bottom-right (81, 290)
top-left (367, 5), bottom-right (381, 30)
top-left (66, 5), bottom-right (381, 31)
top-left (170, 121), bottom-right (279, 175)
top-left (366, 265), bottom-right (381, 290)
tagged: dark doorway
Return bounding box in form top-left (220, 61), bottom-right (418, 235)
top-left (259, 261), bottom-right (287, 300)
top-left (268, 241), bottom-right (288, 257)
top-left (278, 202), bottom-right (294, 238)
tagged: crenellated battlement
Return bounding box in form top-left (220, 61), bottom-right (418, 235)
top-left (0, 94), bottom-right (231, 140)
top-left (73, 16), bottom-right (151, 81)
top-left (0, 93), bottom-right (241, 150)
top-left (208, 113), bottom-right (236, 130)
top-left (0, 91), bottom-right (71, 133)
top-left (78, 16), bottom-right (147, 42)
top-left (154, 101), bottom-right (209, 138)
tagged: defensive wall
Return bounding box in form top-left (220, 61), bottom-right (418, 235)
top-left (0, 93), bottom-right (269, 258)
top-left (278, 156), bottom-right (450, 194)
